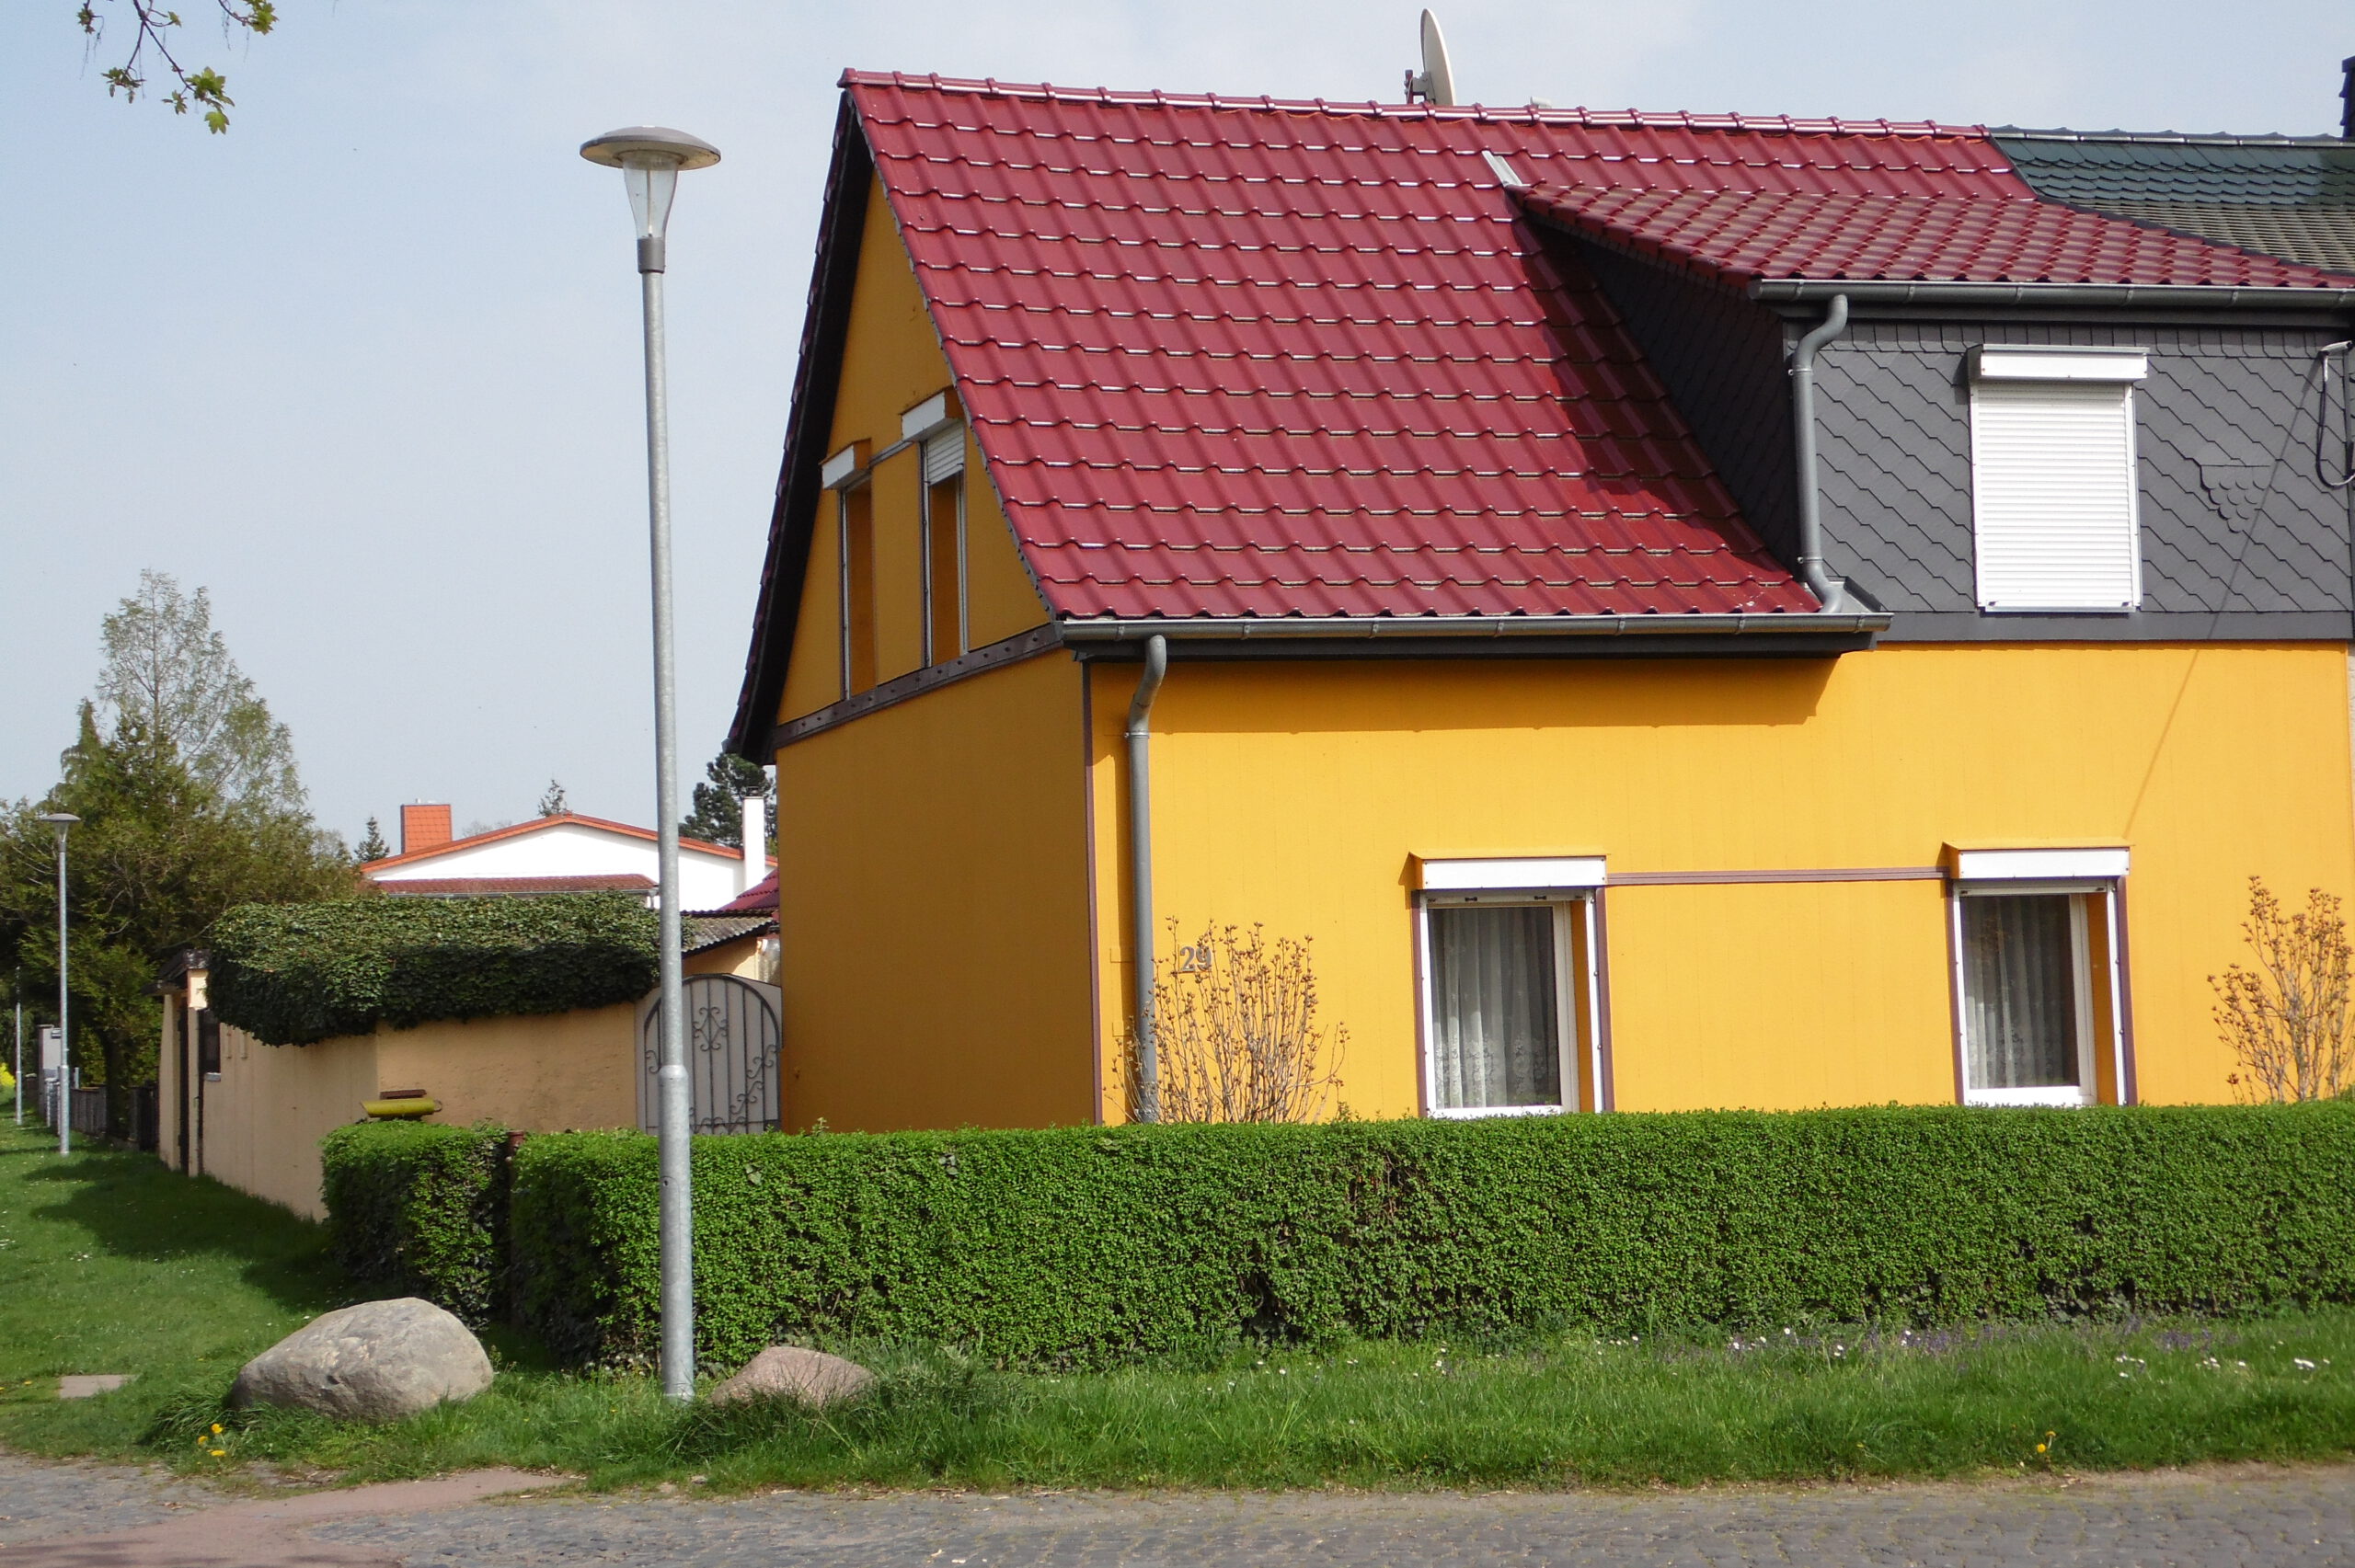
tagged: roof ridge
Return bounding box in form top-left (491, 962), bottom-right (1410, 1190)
top-left (839, 69), bottom-right (1981, 138)
top-left (1993, 127), bottom-right (2355, 148)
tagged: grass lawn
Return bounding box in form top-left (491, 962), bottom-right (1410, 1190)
top-left (2, 1117), bottom-right (2353, 1491)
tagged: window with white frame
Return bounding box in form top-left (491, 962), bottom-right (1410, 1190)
top-left (1968, 347), bottom-right (2148, 613)
top-left (1948, 848), bottom-right (2129, 1107)
top-left (1418, 858), bottom-right (1604, 1117)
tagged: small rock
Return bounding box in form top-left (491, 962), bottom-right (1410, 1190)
top-left (57, 1374), bottom-right (130, 1399)
top-left (707, 1345), bottom-right (875, 1409)
top-left (230, 1298), bottom-right (492, 1424)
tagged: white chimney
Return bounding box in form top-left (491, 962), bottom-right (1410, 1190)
top-left (737, 793), bottom-right (765, 894)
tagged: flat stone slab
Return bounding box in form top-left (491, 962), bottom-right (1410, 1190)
top-left (57, 1375), bottom-right (132, 1400)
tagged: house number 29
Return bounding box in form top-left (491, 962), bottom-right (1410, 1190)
top-left (1174, 944), bottom-right (1212, 974)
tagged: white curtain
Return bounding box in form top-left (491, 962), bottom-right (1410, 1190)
top-left (1961, 894), bottom-right (2079, 1090)
top-left (1430, 905), bottom-right (1561, 1110)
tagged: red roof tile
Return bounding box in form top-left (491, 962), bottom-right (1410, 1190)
top-left (1514, 183), bottom-right (2353, 290)
top-left (815, 76), bottom-right (2355, 634)
top-left (854, 74), bottom-right (1821, 620)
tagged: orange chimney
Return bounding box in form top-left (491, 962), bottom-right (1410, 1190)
top-left (399, 803), bottom-right (453, 855)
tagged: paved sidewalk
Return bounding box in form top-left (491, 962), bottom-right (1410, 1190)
top-left (3, 1452), bottom-right (2350, 1566)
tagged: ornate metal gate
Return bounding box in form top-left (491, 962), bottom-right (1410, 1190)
top-left (638, 975), bottom-right (782, 1135)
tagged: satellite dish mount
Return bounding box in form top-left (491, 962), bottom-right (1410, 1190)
top-left (1404, 9), bottom-right (1456, 107)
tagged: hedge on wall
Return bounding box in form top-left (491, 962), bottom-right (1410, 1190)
top-left (320, 1119), bottom-right (513, 1325)
top-left (497, 1104), bottom-right (2355, 1372)
top-left (210, 893), bottom-right (658, 1046)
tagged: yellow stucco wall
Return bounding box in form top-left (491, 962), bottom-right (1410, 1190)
top-left (194, 1021), bottom-right (379, 1220)
top-left (779, 174), bottom-right (1047, 725)
top-left (1084, 643), bottom-right (2355, 1120)
top-left (374, 1005), bottom-right (639, 1135)
top-left (774, 650), bottom-right (1097, 1131)
top-left (155, 983), bottom-right (649, 1217)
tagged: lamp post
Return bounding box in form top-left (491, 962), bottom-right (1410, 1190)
top-left (36, 813), bottom-right (78, 1155)
top-left (580, 124), bottom-right (721, 1405)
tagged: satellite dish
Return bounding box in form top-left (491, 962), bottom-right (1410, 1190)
top-left (1406, 9), bottom-right (1456, 108)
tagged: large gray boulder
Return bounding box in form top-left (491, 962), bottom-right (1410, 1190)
top-left (230, 1298), bottom-right (492, 1424)
top-left (708, 1345), bottom-right (875, 1409)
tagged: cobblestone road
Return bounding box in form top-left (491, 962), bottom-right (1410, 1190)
top-left (5, 1452), bottom-right (2352, 1565)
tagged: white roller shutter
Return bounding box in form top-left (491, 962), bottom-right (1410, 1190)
top-left (923, 423), bottom-right (966, 485)
top-left (1969, 350), bottom-right (2145, 613)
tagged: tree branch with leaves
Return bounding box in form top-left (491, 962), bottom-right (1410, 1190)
top-left (78, 0), bottom-right (276, 132)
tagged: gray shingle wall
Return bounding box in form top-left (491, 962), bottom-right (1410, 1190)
top-left (1814, 321), bottom-right (2354, 633)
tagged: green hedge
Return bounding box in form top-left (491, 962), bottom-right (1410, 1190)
top-left (211, 893), bottom-right (658, 1045)
top-left (320, 1119), bottom-right (513, 1325)
top-left (497, 1104), bottom-right (2355, 1372)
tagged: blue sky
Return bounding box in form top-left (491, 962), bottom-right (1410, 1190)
top-left (2, 0), bottom-right (2345, 842)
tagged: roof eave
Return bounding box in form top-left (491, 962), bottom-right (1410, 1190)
top-left (1054, 612), bottom-right (1886, 658)
top-left (726, 96), bottom-right (877, 762)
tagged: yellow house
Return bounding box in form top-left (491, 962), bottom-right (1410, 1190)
top-left (725, 74), bottom-right (2355, 1132)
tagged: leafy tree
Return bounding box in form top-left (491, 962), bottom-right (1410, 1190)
top-left (682, 749), bottom-right (773, 853)
top-left (77, 0), bottom-right (276, 132)
top-left (538, 780), bottom-right (569, 818)
top-left (0, 573), bottom-right (351, 1137)
top-left (98, 570), bottom-right (300, 812)
top-left (355, 818), bottom-right (389, 863)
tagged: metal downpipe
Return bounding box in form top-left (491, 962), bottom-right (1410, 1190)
top-left (1789, 292), bottom-right (1851, 612)
top-left (1124, 635), bottom-right (1169, 1123)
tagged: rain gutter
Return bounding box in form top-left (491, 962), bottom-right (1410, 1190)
top-left (1752, 280), bottom-right (2355, 311)
top-left (1058, 612), bottom-right (1889, 644)
top-left (1123, 633), bottom-right (1168, 1124)
top-left (1788, 293), bottom-right (1851, 611)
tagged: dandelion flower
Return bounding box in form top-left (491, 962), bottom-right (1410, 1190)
top-left (2036, 1443), bottom-right (2048, 1453)
top-left (210, 1423), bottom-right (223, 1435)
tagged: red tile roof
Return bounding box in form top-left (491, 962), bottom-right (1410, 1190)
top-left (360, 813), bottom-right (764, 876)
top-left (702, 870), bottom-right (776, 916)
top-left (847, 75), bottom-right (2352, 630)
top-left (376, 875), bottom-right (656, 897)
top-left (1513, 183), bottom-right (2353, 291)
top-left (856, 74), bottom-right (1820, 621)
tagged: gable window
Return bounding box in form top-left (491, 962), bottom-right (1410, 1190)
top-left (922, 427), bottom-right (967, 665)
top-left (837, 481), bottom-right (877, 696)
top-left (1417, 858), bottom-right (1606, 1117)
top-left (1968, 347), bottom-right (2148, 613)
top-left (1947, 848), bottom-right (2131, 1107)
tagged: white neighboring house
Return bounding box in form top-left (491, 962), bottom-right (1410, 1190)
top-left (362, 802), bottom-right (769, 912)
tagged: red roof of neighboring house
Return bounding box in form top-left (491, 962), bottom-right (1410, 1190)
top-left (703, 870), bottom-right (777, 916)
top-left (1512, 183), bottom-right (2352, 292)
top-left (361, 813), bottom-right (766, 876)
top-left (377, 875), bottom-right (657, 897)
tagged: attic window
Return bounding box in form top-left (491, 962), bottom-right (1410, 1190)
top-left (1968, 347), bottom-right (2148, 614)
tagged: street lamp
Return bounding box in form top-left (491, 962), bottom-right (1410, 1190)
top-left (580, 123), bottom-right (721, 1406)
top-left (36, 813), bottom-right (77, 1156)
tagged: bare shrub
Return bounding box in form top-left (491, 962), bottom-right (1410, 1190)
top-left (2210, 876), bottom-right (2355, 1102)
top-left (1122, 921), bottom-right (1347, 1123)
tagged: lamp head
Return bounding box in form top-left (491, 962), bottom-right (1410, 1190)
top-left (36, 813), bottom-right (78, 831)
top-left (580, 127), bottom-right (721, 253)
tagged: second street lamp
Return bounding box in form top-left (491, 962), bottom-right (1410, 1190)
top-left (579, 124), bottom-right (721, 1405)
top-left (36, 813), bottom-right (78, 1156)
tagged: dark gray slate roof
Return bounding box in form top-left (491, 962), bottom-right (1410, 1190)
top-left (1995, 133), bottom-right (2355, 273)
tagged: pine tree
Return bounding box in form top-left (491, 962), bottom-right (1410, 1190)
top-left (681, 749), bottom-right (774, 851)
top-left (538, 779), bottom-right (569, 818)
top-left (356, 817), bottom-right (390, 862)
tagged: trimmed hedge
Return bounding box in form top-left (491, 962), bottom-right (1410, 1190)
top-left (494, 1104), bottom-right (2355, 1371)
top-left (211, 893), bottom-right (658, 1045)
top-left (320, 1119), bottom-right (512, 1325)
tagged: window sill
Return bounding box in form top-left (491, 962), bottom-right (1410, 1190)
top-left (1428, 1103), bottom-right (1575, 1120)
top-left (1965, 1086), bottom-right (2092, 1108)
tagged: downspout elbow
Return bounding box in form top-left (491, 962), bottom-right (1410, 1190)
top-left (1124, 634), bottom-right (1168, 1123)
top-left (1790, 292), bottom-right (1851, 612)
